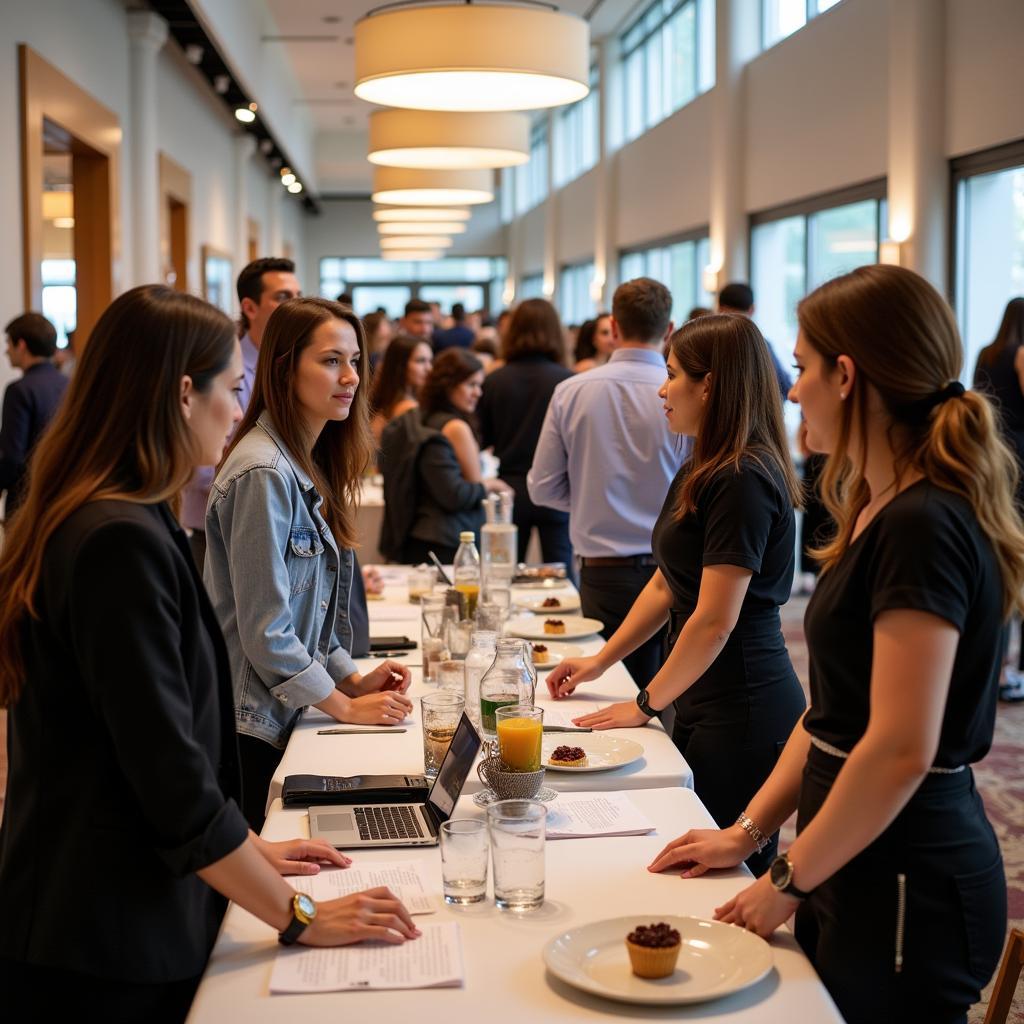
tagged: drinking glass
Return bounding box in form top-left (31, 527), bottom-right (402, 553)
top-left (445, 618), bottom-right (475, 660)
top-left (483, 578), bottom-right (512, 621)
top-left (487, 799), bottom-right (546, 911)
top-left (440, 819), bottom-right (488, 904)
top-left (421, 691), bottom-right (465, 779)
top-left (476, 602), bottom-right (505, 634)
top-left (496, 705), bottom-right (544, 772)
top-left (438, 659), bottom-right (466, 693)
top-left (408, 564), bottom-right (438, 605)
top-left (421, 594), bottom-right (449, 684)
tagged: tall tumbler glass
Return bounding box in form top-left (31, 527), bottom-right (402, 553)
top-left (487, 799), bottom-right (546, 911)
top-left (421, 690), bottom-right (464, 779)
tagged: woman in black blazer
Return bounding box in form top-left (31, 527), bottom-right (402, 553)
top-left (0, 287), bottom-right (417, 1022)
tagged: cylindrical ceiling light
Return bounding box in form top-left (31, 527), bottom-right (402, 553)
top-left (378, 221), bottom-right (467, 235)
top-left (374, 206), bottom-right (471, 222)
top-left (372, 167), bottom-right (493, 206)
top-left (382, 249), bottom-right (445, 261)
top-left (368, 109), bottom-right (529, 169)
top-left (355, 3), bottom-right (590, 112)
top-left (380, 235), bottom-right (454, 250)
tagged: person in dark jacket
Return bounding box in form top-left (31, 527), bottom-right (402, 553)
top-left (0, 312), bottom-right (68, 518)
top-left (381, 349), bottom-right (509, 563)
top-left (0, 286), bottom-right (417, 1022)
top-left (478, 298), bottom-right (574, 564)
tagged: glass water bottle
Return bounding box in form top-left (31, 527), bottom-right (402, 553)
top-left (479, 637), bottom-right (534, 738)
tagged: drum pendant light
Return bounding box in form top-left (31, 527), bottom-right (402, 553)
top-left (355, 2), bottom-right (590, 112)
top-left (381, 249), bottom-right (445, 261)
top-left (368, 110), bottom-right (529, 169)
top-left (374, 206), bottom-right (472, 222)
top-left (378, 221), bottom-right (468, 235)
top-left (372, 167), bottom-right (494, 206)
top-left (380, 235), bottom-right (455, 249)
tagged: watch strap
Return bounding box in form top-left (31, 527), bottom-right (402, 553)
top-left (278, 895), bottom-right (315, 945)
top-left (635, 689), bottom-right (659, 718)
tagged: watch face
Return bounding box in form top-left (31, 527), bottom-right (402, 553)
top-left (770, 855), bottom-right (792, 891)
top-left (296, 893), bottom-right (316, 921)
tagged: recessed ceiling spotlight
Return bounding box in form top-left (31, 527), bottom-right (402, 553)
top-left (235, 102), bottom-right (258, 123)
top-left (281, 172), bottom-right (297, 186)
top-left (213, 74), bottom-right (230, 94)
top-left (184, 43), bottom-right (204, 65)
top-left (287, 182), bottom-right (303, 194)
top-left (280, 166), bottom-right (292, 177)
top-left (259, 139), bottom-right (273, 154)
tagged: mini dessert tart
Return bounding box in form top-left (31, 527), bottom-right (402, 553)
top-left (541, 596), bottom-right (562, 608)
top-left (531, 643), bottom-right (551, 665)
top-left (548, 745), bottom-right (587, 768)
top-left (543, 618), bottom-right (566, 635)
top-left (625, 922), bottom-right (682, 979)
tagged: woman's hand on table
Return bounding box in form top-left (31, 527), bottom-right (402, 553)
top-left (359, 660), bottom-right (413, 695)
top-left (300, 887), bottom-right (421, 947)
top-left (713, 873), bottom-right (800, 939)
top-left (362, 565), bottom-right (385, 596)
top-left (345, 689), bottom-right (414, 725)
top-left (571, 699), bottom-right (647, 729)
top-left (253, 835), bottom-right (352, 875)
top-left (647, 824), bottom-right (754, 878)
top-left (546, 654), bottom-right (605, 698)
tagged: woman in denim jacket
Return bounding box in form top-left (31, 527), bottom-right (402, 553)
top-left (205, 297), bottom-right (412, 829)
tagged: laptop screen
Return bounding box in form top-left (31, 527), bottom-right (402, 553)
top-left (427, 713), bottom-right (481, 822)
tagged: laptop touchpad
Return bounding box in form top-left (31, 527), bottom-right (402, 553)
top-left (316, 812), bottom-right (355, 832)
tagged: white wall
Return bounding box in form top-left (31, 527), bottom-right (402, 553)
top-left (556, 167), bottom-right (598, 264)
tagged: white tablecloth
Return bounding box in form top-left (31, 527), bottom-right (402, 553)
top-left (187, 788), bottom-right (842, 1023)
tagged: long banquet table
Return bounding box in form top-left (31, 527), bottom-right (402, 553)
top-left (188, 568), bottom-right (842, 1022)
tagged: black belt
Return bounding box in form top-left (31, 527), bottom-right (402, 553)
top-left (580, 555), bottom-right (657, 568)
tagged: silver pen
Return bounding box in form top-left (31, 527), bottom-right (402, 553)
top-left (317, 727), bottom-right (408, 735)
top-left (542, 725), bottom-right (593, 733)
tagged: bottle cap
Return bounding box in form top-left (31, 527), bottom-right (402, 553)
top-left (459, 531), bottom-right (475, 542)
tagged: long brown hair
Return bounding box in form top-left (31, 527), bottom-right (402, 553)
top-left (419, 348), bottom-right (484, 437)
top-left (670, 313), bottom-right (801, 519)
top-left (799, 264), bottom-right (1024, 615)
top-left (369, 333), bottom-right (428, 419)
top-left (0, 285), bottom-right (236, 705)
top-left (226, 297), bottom-right (372, 549)
top-left (975, 296), bottom-right (1024, 370)
top-left (503, 298), bottom-right (565, 363)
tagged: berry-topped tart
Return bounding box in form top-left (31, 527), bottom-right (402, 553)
top-left (548, 745), bottom-right (588, 768)
top-left (625, 922), bottom-right (682, 979)
top-left (543, 618), bottom-right (566, 634)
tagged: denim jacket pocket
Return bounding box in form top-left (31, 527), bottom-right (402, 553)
top-left (288, 527), bottom-right (325, 596)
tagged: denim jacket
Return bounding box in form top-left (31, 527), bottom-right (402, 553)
top-left (204, 411), bottom-right (358, 748)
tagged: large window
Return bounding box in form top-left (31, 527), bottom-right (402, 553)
top-left (515, 119), bottom-right (550, 214)
top-left (762, 0), bottom-right (843, 50)
top-left (620, 0), bottom-right (715, 144)
top-left (559, 261), bottom-right (597, 325)
top-left (518, 273), bottom-right (545, 301)
top-left (750, 182), bottom-right (885, 386)
top-left (41, 259), bottom-right (76, 348)
top-left (954, 143), bottom-right (1024, 380)
top-left (553, 66), bottom-right (599, 188)
top-left (619, 234), bottom-right (712, 326)
top-left (319, 257), bottom-right (507, 317)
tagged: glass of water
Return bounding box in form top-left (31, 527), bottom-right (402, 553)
top-left (421, 690), bottom-right (464, 779)
top-left (440, 819), bottom-right (488, 904)
top-left (487, 799), bottom-right (546, 911)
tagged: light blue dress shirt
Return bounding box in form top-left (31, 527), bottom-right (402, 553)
top-left (527, 347), bottom-right (690, 558)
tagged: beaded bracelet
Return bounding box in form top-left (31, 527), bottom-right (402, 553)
top-left (735, 813), bottom-right (768, 854)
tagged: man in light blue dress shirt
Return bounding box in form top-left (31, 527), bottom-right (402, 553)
top-left (528, 278), bottom-right (689, 690)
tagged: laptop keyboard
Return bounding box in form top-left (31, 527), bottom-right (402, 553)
top-left (354, 805), bottom-right (425, 841)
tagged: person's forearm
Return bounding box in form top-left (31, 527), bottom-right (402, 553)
top-left (740, 714), bottom-right (810, 837)
top-left (785, 733), bottom-right (928, 891)
top-left (197, 836), bottom-right (296, 932)
top-left (595, 574), bottom-right (673, 669)
top-left (313, 688), bottom-right (355, 721)
top-left (643, 609), bottom-right (734, 709)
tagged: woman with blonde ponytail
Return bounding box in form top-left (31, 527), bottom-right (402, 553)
top-left (649, 265), bottom-right (1014, 1023)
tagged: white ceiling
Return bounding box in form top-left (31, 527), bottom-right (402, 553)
top-left (261, 0), bottom-right (639, 174)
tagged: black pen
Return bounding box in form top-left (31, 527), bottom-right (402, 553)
top-left (373, 650), bottom-right (410, 658)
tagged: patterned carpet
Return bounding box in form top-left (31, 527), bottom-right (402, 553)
top-left (781, 593), bottom-right (1023, 1023)
top-left (0, 595), bottom-right (1019, 1018)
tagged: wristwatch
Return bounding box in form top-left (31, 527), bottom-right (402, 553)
top-left (769, 853), bottom-right (811, 900)
top-left (635, 688), bottom-right (659, 718)
top-left (279, 892), bottom-right (317, 945)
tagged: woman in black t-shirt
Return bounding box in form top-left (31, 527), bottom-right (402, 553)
top-left (650, 265), bottom-right (1020, 1024)
top-left (548, 313), bottom-right (805, 874)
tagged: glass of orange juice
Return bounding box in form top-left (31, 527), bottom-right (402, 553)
top-left (496, 705), bottom-right (544, 773)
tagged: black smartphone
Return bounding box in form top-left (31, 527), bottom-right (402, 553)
top-left (369, 635), bottom-right (416, 651)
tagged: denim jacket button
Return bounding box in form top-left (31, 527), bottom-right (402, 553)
top-left (320, 599), bottom-right (328, 611)
top-left (279, 694), bottom-right (289, 704)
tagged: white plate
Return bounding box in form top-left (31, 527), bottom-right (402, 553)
top-left (542, 733), bottom-right (644, 772)
top-left (506, 616), bottom-right (604, 641)
top-left (528, 642), bottom-right (582, 672)
top-left (516, 594), bottom-right (582, 613)
top-left (543, 915), bottom-right (774, 1006)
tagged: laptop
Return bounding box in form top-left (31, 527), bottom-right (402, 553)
top-left (308, 712), bottom-right (481, 848)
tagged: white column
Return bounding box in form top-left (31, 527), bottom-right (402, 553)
top-left (234, 135), bottom-right (256, 271)
top-left (126, 10), bottom-right (168, 287)
top-left (542, 112), bottom-right (558, 308)
top-left (594, 38), bottom-right (617, 307)
top-left (887, 0), bottom-right (947, 288)
top-left (708, 0), bottom-right (759, 290)
top-left (267, 185), bottom-right (283, 257)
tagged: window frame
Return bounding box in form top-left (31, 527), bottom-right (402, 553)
top-left (617, 226), bottom-right (712, 325)
top-left (761, 0), bottom-right (845, 51)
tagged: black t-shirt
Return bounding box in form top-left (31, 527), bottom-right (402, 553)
top-left (803, 480), bottom-right (1002, 767)
top-left (652, 455), bottom-right (796, 621)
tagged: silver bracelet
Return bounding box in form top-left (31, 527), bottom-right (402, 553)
top-left (735, 814), bottom-right (768, 854)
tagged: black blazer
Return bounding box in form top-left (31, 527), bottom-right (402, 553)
top-left (0, 500), bottom-right (249, 983)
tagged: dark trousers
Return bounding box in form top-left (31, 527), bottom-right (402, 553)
top-left (238, 733), bottom-right (287, 833)
top-left (578, 562), bottom-right (665, 691)
top-left (508, 478), bottom-right (574, 569)
top-left (0, 958), bottom-right (202, 1023)
top-left (795, 745), bottom-right (1006, 1024)
top-left (402, 536), bottom-right (458, 566)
